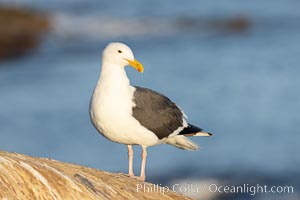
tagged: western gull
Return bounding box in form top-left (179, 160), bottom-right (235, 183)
top-left (90, 42), bottom-right (212, 181)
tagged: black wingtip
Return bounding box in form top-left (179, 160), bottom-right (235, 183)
top-left (207, 132), bottom-right (213, 136)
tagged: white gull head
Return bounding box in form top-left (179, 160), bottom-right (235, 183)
top-left (102, 42), bottom-right (144, 73)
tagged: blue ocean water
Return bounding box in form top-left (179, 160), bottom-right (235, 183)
top-left (0, 1), bottom-right (299, 199)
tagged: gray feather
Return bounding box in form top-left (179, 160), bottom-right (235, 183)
top-left (132, 86), bottom-right (184, 139)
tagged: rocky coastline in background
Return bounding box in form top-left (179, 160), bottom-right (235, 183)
top-left (0, 6), bottom-right (50, 59)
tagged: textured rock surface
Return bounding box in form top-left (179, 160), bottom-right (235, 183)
top-left (0, 151), bottom-right (192, 200)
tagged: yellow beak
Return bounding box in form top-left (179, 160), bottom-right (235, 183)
top-left (126, 59), bottom-right (144, 73)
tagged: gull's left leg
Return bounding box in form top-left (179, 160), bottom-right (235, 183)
top-left (139, 146), bottom-right (147, 181)
top-left (127, 145), bottom-right (134, 177)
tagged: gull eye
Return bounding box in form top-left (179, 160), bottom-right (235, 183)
top-left (118, 50), bottom-right (122, 53)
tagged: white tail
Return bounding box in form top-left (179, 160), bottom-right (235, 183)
top-left (194, 132), bottom-right (212, 137)
top-left (164, 135), bottom-right (199, 150)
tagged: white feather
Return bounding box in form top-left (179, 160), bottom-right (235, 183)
top-left (164, 135), bottom-right (199, 151)
top-left (90, 43), bottom-right (159, 147)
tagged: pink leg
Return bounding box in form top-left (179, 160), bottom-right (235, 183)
top-left (140, 146), bottom-right (147, 181)
top-left (127, 145), bottom-right (134, 177)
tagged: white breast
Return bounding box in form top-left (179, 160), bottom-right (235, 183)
top-left (90, 65), bottom-right (159, 146)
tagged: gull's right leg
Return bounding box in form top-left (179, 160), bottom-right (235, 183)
top-left (127, 145), bottom-right (134, 177)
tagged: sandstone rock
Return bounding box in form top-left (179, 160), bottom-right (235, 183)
top-left (0, 151), bottom-right (192, 200)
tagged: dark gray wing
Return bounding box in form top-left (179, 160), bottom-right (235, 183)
top-left (132, 86), bottom-right (184, 139)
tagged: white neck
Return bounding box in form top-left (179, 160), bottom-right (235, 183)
top-left (91, 60), bottom-right (134, 118)
top-left (98, 61), bottom-right (130, 87)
